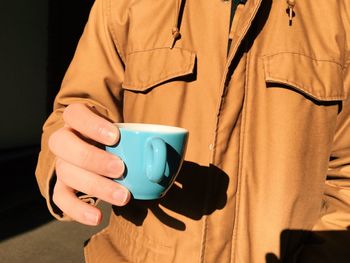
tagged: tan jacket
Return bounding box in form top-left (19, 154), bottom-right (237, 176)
top-left (36, 0), bottom-right (350, 262)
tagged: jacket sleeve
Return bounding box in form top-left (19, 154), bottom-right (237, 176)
top-left (316, 101), bottom-right (350, 229)
top-left (35, 0), bottom-right (126, 220)
top-left (314, 4), bottom-right (350, 232)
top-left (298, 52), bottom-right (350, 261)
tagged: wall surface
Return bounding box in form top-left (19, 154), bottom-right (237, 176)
top-left (0, 1), bottom-right (48, 149)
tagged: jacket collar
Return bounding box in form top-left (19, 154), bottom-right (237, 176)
top-left (168, 0), bottom-right (296, 52)
top-left (228, 0), bottom-right (263, 59)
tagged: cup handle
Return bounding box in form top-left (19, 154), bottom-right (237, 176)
top-left (145, 137), bottom-right (167, 183)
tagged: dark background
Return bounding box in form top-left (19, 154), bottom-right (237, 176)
top-left (0, 1), bottom-right (106, 262)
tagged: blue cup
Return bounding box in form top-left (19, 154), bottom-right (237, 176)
top-left (106, 123), bottom-right (189, 200)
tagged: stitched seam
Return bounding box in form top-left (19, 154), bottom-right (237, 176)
top-left (107, 0), bottom-right (126, 64)
top-left (109, 217), bottom-right (173, 249)
top-left (227, 1), bottom-right (263, 261)
top-left (202, 2), bottom-right (248, 258)
top-left (123, 61), bottom-right (194, 89)
top-left (199, 216), bottom-right (208, 263)
top-left (262, 54), bottom-right (345, 101)
top-left (127, 46), bottom-right (195, 56)
top-left (266, 77), bottom-right (345, 101)
top-left (261, 51), bottom-right (344, 68)
top-left (230, 47), bottom-right (250, 263)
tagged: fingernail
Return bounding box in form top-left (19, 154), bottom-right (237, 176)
top-left (112, 189), bottom-right (129, 204)
top-left (107, 159), bottom-right (124, 176)
top-left (84, 212), bottom-right (99, 225)
top-left (101, 128), bottom-right (118, 144)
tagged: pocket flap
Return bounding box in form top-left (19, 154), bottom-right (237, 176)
top-left (123, 48), bottom-right (196, 91)
top-left (262, 53), bottom-right (345, 101)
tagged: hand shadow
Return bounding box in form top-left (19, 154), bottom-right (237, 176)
top-left (112, 161), bottom-right (229, 231)
top-left (266, 227), bottom-right (350, 263)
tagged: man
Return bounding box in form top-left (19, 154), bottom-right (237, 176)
top-left (36, 0), bottom-right (350, 262)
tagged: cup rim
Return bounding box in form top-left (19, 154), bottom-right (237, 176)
top-left (114, 123), bottom-right (188, 134)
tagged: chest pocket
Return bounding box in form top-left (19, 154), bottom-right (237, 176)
top-left (262, 52), bottom-right (346, 101)
top-left (123, 47), bottom-right (196, 92)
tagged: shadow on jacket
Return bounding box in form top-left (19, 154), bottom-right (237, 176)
top-left (112, 161), bottom-right (229, 231)
top-left (266, 228), bottom-right (350, 262)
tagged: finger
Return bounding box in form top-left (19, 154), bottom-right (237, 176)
top-left (55, 158), bottom-right (130, 206)
top-left (49, 127), bottom-right (124, 178)
top-left (63, 103), bottom-right (119, 146)
top-left (53, 179), bottom-right (102, 226)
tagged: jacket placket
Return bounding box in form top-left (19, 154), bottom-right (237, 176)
top-left (202, 1), bottom-right (263, 262)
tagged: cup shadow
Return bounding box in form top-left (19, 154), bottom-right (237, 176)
top-left (112, 161), bottom-right (229, 230)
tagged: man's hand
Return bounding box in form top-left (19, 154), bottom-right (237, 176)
top-left (48, 103), bottom-right (130, 226)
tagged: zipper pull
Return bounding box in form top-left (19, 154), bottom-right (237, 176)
top-left (287, 0), bottom-right (295, 26)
